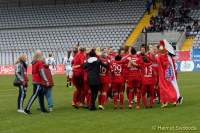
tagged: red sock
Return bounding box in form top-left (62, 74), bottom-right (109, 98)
top-left (73, 90), bottom-right (78, 104)
top-left (120, 93), bottom-right (124, 106)
top-left (128, 91), bottom-right (133, 105)
top-left (136, 91), bottom-right (141, 106)
top-left (101, 94), bottom-right (106, 106)
top-left (142, 95), bottom-right (147, 107)
top-left (113, 94), bottom-right (118, 106)
top-left (150, 96), bottom-right (154, 106)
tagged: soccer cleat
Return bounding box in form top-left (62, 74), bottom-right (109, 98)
top-left (98, 105), bottom-right (104, 110)
top-left (114, 105), bottom-right (118, 110)
top-left (73, 104), bottom-right (79, 109)
top-left (179, 97), bottom-right (183, 104)
top-left (79, 103), bottom-right (85, 108)
top-left (69, 82), bottom-right (72, 86)
top-left (177, 97), bottom-right (183, 104)
top-left (161, 103), bottom-right (168, 108)
top-left (48, 108), bottom-right (53, 112)
top-left (89, 107), bottom-right (97, 111)
top-left (71, 101), bottom-right (75, 106)
top-left (24, 109), bottom-right (32, 115)
top-left (128, 104), bottom-right (132, 109)
top-left (135, 105), bottom-right (140, 110)
top-left (120, 105), bottom-right (124, 110)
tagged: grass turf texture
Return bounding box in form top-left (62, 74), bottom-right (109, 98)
top-left (0, 72), bottom-right (199, 133)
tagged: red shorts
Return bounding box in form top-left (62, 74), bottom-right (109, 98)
top-left (72, 75), bottom-right (84, 88)
top-left (112, 82), bottom-right (124, 92)
top-left (142, 77), bottom-right (155, 85)
top-left (100, 76), bottom-right (111, 84)
top-left (127, 79), bottom-right (141, 89)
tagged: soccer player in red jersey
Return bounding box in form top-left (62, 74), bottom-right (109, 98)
top-left (147, 45), bottom-right (160, 103)
top-left (140, 55), bottom-right (156, 108)
top-left (110, 55), bottom-right (125, 109)
top-left (120, 46), bottom-right (131, 100)
top-left (107, 47), bottom-right (116, 61)
top-left (134, 45), bottom-right (147, 109)
top-left (126, 47), bottom-right (142, 109)
top-left (71, 47), bottom-right (86, 108)
top-left (98, 49), bottom-right (111, 110)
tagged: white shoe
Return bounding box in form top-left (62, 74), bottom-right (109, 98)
top-left (98, 105), bottom-right (104, 110)
top-left (48, 108), bottom-right (53, 112)
top-left (17, 109), bottom-right (27, 114)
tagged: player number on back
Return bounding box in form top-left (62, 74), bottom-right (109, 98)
top-left (145, 66), bottom-right (153, 76)
top-left (112, 64), bottom-right (122, 75)
top-left (100, 66), bottom-right (107, 74)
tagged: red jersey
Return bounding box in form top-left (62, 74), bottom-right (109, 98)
top-left (72, 52), bottom-right (86, 77)
top-left (99, 58), bottom-right (111, 84)
top-left (32, 60), bottom-right (45, 84)
top-left (110, 60), bottom-right (124, 83)
top-left (127, 54), bottom-right (142, 80)
top-left (121, 53), bottom-right (130, 79)
top-left (41, 65), bottom-right (54, 87)
top-left (141, 62), bottom-right (155, 85)
top-left (147, 52), bottom-right (159, 74)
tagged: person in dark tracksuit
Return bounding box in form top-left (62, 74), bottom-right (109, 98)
top-left (24, 50), bottom-right (49, 114)
top-left (14, 54), bottom-right (28, 114)
top-left (83, 49), bottom-right (107, 111)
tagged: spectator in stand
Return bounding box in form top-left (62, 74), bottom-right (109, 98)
top-left (152, 0), bottom-right (156, 9)
top-left (192, 20), bottom-right (199, 32)
top-left (146, 0), bottom-right (152, 15)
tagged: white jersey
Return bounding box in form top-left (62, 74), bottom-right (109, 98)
top-left (46, 57), bottom-right (56, 75)
top-left (63, 56), bottom-right (73, 71)
top-left (46, 57), bottom-right (56, 67)
top-left (63, 56), bottom-right (73, 77)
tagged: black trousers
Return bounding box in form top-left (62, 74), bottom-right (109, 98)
top-left (89, 85), bottom-right (99, 109)
top-left (17, 85), bottom-right (26, 110)
top-left (25, 84), bottom-right (46, 112)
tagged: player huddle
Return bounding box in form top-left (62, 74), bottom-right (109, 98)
top-left (13, 39), bottom-right (183, 114)
top-left (68, 41), bottom-right (182, 111)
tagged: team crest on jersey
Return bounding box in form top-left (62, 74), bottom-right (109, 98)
top-left (165, 65), bottom-right (174, 81)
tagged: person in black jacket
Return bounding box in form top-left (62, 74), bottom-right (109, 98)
top-left (83, 49), bottom-right (107, 111)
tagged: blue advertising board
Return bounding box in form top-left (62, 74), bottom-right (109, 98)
top-left (192, 48), bottom-right (200, 60)
top-left (176, 60), bottom-right (200, 72)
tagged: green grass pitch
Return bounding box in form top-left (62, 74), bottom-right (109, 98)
top-left (0, 72), bottom-right (200, 133)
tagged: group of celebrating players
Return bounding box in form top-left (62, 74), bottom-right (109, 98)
top-left (14, 39), bottom-right (182, 114)
top-left (64, 43), bottom-right (166, 111)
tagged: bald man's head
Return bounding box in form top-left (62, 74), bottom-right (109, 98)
top-left (35, 50), bottom-right (42, 56)
top-left (33, 50), bottom-right (43, 61)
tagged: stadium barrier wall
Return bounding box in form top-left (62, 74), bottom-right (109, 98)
top-left (176, 60), bottom-right (200, 72)
top-left (1, 61), bottom-right (200, 75)
top-left (0, 64), bottom-right (65, 75)
top-left (0, 50), bottom-right (200, 75)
